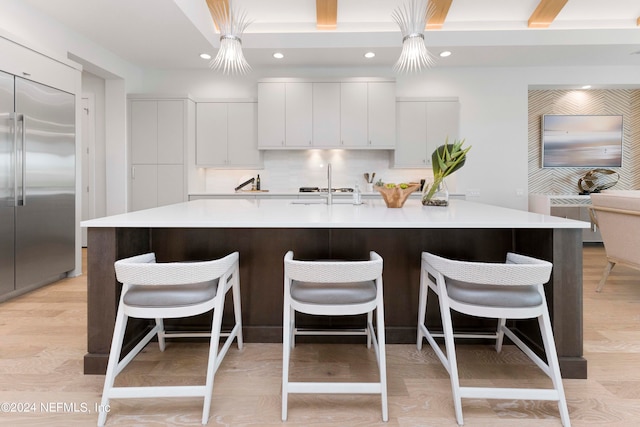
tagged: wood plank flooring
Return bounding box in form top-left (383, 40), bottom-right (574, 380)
top-left (1, 245), bottom-right (639, 426)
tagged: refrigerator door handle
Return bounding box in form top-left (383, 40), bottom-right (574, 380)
top-left (9, 113), bottom-right (24, 207)
top-left (20, 114), bottom-right (25, 206)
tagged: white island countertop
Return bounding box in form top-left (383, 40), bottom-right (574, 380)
top-left (82, 199), bottom-right (589, 229)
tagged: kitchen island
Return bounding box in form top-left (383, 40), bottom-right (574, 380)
top-left (82, 198), bottom-right (589, 378)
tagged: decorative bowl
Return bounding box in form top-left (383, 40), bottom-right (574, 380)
top-left (375, 184), bottom-right (420, 208)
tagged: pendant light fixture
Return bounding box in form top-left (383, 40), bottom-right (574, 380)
top-left (206, 0), bottom-right (252, 75)
top-left (393, 0), bottom-right (435, 73)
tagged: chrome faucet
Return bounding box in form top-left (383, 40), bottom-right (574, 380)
top-left (327, 163), bottom-right (332, 205)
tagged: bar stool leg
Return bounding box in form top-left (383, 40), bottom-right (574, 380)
top-left (98, 307), bottom-right (128, 427)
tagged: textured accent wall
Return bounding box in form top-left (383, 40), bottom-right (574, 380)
top-left (528, 89), bottom-right (640, 195)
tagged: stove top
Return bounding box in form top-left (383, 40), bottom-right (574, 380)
top-left (299, 187), bottom-right (354, 193)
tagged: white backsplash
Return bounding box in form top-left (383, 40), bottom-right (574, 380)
top-left (201, 150), bottom-right (444, 193)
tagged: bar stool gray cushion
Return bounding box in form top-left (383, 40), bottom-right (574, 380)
top-left (291, 280), bottom-right (377, 305)
top-left (124, 279), bottom-right (219, 308)
top-left (446, 278), bottom-right (543, 308)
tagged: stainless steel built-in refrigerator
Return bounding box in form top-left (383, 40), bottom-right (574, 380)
top-left (0, 70), bottom-right (75, 299)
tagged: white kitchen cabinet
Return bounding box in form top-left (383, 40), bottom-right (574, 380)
top-left (131, 100), bottom-right (184, 164)
top-left (196, 101), bottom-right (262, 168)
top-left (196, 102), bottom-right (227, 166)
top-left (131, 164), bottom-right (184, 211)
top-left (340, 82), bottom-right (368, 147)
top-left (129, 97), bottom-right (189, 211)
top-left (340, 81), bottom-right (396, 148)
top-left (392, 100), bottom-right (459, 168)
top-left (258, 82), bottom-right (312, 148)
top-left (258, 83), bottom-right (285, 148)
top-left (312, 82), bottom-right (340, 147)
top-left (130, 164), bottom-right (157, 211)
top-left (368, 82), bottom-right (396, 148)
top-left (0, 36), bottom-right (79, 94)
top-left (258, 79), bottom-right (396, 149)
top-left (285, 82), bottom-right (313, 147)
top-left (394, 101), bottom-right (427, 166)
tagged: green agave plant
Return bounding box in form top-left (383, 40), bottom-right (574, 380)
top-left (423, 138), bottom-right (471, 202)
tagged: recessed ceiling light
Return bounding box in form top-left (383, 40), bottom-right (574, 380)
top-left (273, 52), bottom-right (284, 59)
top-left (581, 85), bottom-right (592, 89)
top-left (439, 51), bottom-right (452, 58)
top-left (199, 53), bottom-right (212, 60)
top-left (364, 52), bottom-right (376, 59)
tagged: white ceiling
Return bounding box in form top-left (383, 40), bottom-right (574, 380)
top-left (20, 0), bottom-right (640, 70)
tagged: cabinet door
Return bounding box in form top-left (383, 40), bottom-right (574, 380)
top-left (131, 164), bottom-right (157, 211)
top-left (393, 101), bottom-right (427, 168)
top-left (157, 164), bottom-right (184, 206)
top-left (312, 82), bottom-right (340, 147)
top-left (130, 101), bottom-right (157, 164)
top-left (157, 100), bottom-right (184, 164)
top-left (426, 101), bottom-right (460, 158)
top-left (258, 82), bottom-right (285, 147)
top-left (340, 82), bottom-right (368, 147)
top-left (368, 82), bottom-right (396, 148)
top-left (228, 102), bottom-right (262, 167)
top-left (196, 102), bottom-right (228, 166)
top-left (285, 82), bottom-right (313, 147)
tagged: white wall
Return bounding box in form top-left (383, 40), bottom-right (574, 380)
top-left (81, 72), bottom-right (107, 218)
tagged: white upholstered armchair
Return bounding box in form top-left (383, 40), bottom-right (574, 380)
top-left (590, 191), bottom-right (640, 292)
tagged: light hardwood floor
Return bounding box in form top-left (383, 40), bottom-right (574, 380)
top-left (0, 245), bottom-right (639, 426)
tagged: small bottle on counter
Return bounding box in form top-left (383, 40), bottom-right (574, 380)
top-left (256, 174), bottom-right (261, 190)
top-left (353, 182), bottom-right (362, 205)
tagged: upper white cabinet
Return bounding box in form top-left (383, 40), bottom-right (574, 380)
top-left (339, 82), bottom-right (368, 147)
top-left (258, 82), bottom-right (312, 148)
top-left (285, 83), bottom-right (313, 147)
top-left (257, 83), bottom-right (285, 148)
top-left (312, 82), bottom-right (341, 147)
top-left (392, 99), bottom-right (460, 168)
top-left (258, 79), bottom-right (396, 149)
top-left (368, 82), bottom-right (396, 148)
top-left (129, 98), bottom-right (189, 211)
top-left (196, 101), bottom-right (262, 167)
top-left (340, 81), bottom-right (396, 148)
top-left (131, 100), bottom-right (184, 164)
top-left (0, 36), bottom-right (79, 94)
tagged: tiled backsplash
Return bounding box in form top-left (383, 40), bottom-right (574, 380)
top-left (202, 150), bottom-right (440, 192)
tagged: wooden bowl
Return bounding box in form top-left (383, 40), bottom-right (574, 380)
top-left (374, 184), bottom-right (420, 208)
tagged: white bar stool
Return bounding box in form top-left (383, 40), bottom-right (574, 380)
top-left (282, 251), bottom-right (388, 422)
top-left (417, 251), bottom-right (570, 426)
top-left (98, 251), bottom-right (243, 426)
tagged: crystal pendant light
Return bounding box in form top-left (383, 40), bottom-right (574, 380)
top-left (207, 0), bottom-right (252, 75)
top-left (392, 0), bottom-right (435, 73)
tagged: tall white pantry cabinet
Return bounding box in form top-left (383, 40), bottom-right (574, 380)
top-left (128, 96), bottom-right (191, 212)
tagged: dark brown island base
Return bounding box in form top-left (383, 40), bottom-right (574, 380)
top-left (82, 199), bottom-right (588, 379)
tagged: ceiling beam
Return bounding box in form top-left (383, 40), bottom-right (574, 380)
top-left (205, 0), bottom-right (228, 32)
top-left (528, 0), bottom-right (568, 28)
top-left (316, 0), bottom-right (338, 30)
top-left (426, 0), bottom-right (453, 30)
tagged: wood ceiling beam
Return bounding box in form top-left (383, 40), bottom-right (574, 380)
top-left (316, 0), bottom-right (338, 30)
top-left (205, 0), bottom-right (228, 32)
top-left (426, 0), bottom-right (453, 30)
top-left (528, 0), bottom-right (568, 28)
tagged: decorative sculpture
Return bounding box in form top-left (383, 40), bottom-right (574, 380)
top-left (577, 168), bottom-right (619, 194)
